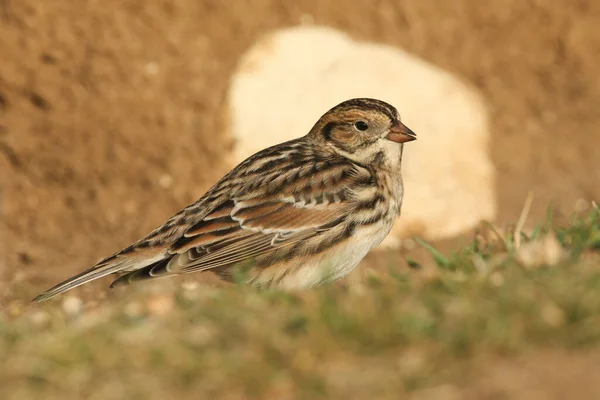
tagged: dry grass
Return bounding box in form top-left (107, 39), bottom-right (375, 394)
top-left (0, 206), bottom-right (598, 399)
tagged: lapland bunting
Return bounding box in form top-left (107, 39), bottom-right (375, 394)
top-left (34, 98), bottom-right (416, 302)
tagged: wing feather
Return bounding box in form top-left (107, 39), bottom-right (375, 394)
top-left (112, 194), bottom-right (351, 285)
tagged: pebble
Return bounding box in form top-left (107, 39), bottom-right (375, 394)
top-left (146, 293), bottom-right (174, 316)
top-left (61, 295), bottom-right (83, 317)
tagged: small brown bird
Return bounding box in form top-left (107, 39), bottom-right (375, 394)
top-left (34, 98), bottom-right (416, 302)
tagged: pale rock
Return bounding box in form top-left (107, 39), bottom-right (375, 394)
top-left (61, 295), bottom-right (83, 318)
top-left (145, 293), bottom-right (174, 316)
top-left (28, 310), bottom-right (50, 327)
top-left (228, 26), bottom-right (495, 245)
top-left (144, 62), bottom-right (160, 76)
top-left (158, 173), bottom-right (174, 189)
top-left (515, 234), bottom-right (566, 269)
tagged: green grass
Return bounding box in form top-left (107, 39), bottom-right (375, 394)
top-left (1, 206), bottom-right (599, 399)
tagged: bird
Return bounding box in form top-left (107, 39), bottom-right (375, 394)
top-left (34, 98), bottom-right (416, 302)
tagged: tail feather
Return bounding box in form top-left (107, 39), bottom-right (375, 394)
top-left (33, 253), bottom-right (164, 303)
top-left (109, 258), bottom-right (171, 288)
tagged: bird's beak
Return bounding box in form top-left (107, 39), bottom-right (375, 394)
top-left (386, 121), bottom-right (417, 143)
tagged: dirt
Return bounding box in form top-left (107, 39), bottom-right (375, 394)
top-left (460, 349), bottom-right (600, 400)
top-left (0, 0), bottom-right (599, 300)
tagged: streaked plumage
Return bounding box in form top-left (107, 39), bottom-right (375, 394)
top-left (34, 98), bottom-right (416, 302)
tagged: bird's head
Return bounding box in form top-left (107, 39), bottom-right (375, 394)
top-left (309, 98), bottom-right (416, 168)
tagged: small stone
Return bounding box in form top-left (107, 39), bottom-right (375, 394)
top-left (181, 280), bottom-right (199, 291)
top-left (180, 280), bottom-right (202, 301)
top-left (62, 295), bottom-right (83, 317)
top-left (146, 293), bottom-right (174, 316)
top-left (158, 174), bottom-right (174, 189)
top-left (144, 62), bottom-right (160, 76)
top-left (29, 310), bottom-right (50, 327)
top-left (516, 234), bottom-right (566, 269)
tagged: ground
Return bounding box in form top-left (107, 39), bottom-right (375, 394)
top-left (0, 0), bottom-right (599, 398)
top-left (3, 207), bottom-right (600, 398)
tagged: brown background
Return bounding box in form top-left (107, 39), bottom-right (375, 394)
top-left (0, 0), bottom-right (599, 301)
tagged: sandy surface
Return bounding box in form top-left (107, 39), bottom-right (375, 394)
top-left (0, 0), bottom-right (599, 297)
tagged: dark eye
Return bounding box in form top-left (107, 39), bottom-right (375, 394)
top-left (354, 121), bottom-right (369, 131)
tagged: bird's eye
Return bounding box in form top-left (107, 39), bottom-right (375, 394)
top-left (354, 121), bottom-right (369, 131)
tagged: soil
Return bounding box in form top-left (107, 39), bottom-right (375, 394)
top-left (1, 0), bottom-right (599, 300)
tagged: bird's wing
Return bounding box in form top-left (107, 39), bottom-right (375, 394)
top-left (109, 188), bottom-right (354, 286)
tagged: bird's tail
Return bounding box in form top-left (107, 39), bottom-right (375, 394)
top-left (32, 256), bottom-right (128, 302)
top-left (33, 251), bottom-right (164, 303)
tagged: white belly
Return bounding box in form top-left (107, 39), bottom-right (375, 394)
top-left (275, 216), bottom-right (395, 289)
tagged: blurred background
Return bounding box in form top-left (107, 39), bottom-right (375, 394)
top-left (0, 0), bottom-right (599, 299)
top-left (1, 1), bottom-right (600, 398)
